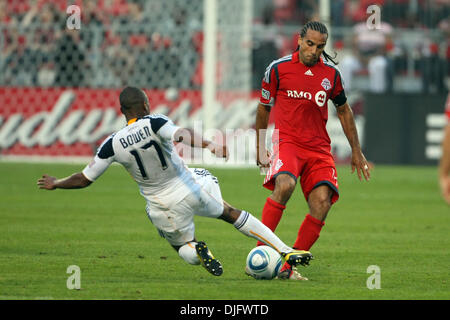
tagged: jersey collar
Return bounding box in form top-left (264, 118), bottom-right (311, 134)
top-left (127, 118), bottom-right (138, 125)
top-left (293, 50), bottom-right (324, 66)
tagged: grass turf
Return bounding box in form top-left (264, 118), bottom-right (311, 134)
top-left (0, 162), bottom-right (449, 300)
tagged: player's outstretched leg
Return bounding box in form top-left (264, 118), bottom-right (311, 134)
top-left (195, 241), bottom-right (223, 276)
top-left (219, 201), bottom-right (313, 268)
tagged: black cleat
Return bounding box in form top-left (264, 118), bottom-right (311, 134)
top-left (282, 250), bottom-right (313, 267)
top-left (195, 241), bottom-right (223, 276)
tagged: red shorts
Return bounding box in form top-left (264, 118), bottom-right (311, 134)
top-left (263, 142), bottom-right (339, 204)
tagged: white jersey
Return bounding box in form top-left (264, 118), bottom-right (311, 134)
top-left (82, 115), bottom-right (198, 207)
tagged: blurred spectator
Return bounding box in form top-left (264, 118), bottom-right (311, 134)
top-left (98, 0), bottom-right (129, 20)
top-left (417, 14), bottom-right (449, 93)
top-left (340, 20), bottom-right (394, 93)
top-left (97, 30), bottom-right (133, 87)
top-left (330, 0), bottom-right (346, 27)
top-left (0, 0), bottom-right (447, 91)
top-left (439, 17), bottom-right (450, 87)
top-left (2, 35), bottom-right (35, 85)
top-left (272, 0), bottom-right (317, 26)
top-left (127, 34), bottom-right (152, 88)
top-left (0, 0), bottom-right (18, 83)
top-left (54, 29), bottom-right (87, 87)
top-left (381, 0), bottom-right (411, 28)
top-left (6, 0), bottom-right (32, 20)
top-left (169, 5), bottom-right (201, 89)
top-left (252, 4), bottom-right (280, 89)
top-left (419, 34), bottom-right (447, 93)
top-left (81, 0), bottom-right (106, 26)
top-left (31, 2), bottom-right (63, 84)
top-left (190, 31), bottom-right (224, 89)
top-left (123, 0), bottom-right (179, 88)
top-left (419, 0), bottom-right (450, 29)
top-left (128, 32), bottom-right (179, 88)
top-left (122, 0), bottom-right (148, 25)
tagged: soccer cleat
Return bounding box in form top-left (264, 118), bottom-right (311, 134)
top-left (281, 250), bottom-right (313, 267)
top-left (195, 241), bottom-right (223, 276)
top-left (276, 267), bottom-right (308, 281)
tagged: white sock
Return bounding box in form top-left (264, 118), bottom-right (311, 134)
top-left (234, 211), bottom-right (292, 254)
top-left (178, 242), bottom-right (200, 265)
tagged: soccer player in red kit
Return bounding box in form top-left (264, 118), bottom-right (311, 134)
top-left (255, 21), bottom-right (371, 280)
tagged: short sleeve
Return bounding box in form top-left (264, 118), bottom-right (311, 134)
top-left (331, 69), bottom-right (347, 107)
top-left (260, 63), bottom-right (278, 107)
top-left (149, 115), bottom-right (180, 141)
top-left (82, 135), bottom-right (115, 181)
top-left (82, 155), bottom-right (113, 182)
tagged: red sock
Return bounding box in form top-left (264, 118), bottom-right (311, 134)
top-left (280, 214), bottom-right (324, 273)
top-left (256, 197), bottom-right (286, 246)
top-left (293, 213), bottom-right (325, 251)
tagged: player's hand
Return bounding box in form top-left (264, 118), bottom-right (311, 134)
top-left (256, 148), bottom-right (271, 168)
top-left (439, 176), bottom-right (450, 205)
top-left (351, 149), bottom-right (371, 181)
top-left (256, 148), bottom-right (271, 175)
top-left (208, 143), bottom-right (229, 161)
top-left (37, 174), bottom-right (57, 190)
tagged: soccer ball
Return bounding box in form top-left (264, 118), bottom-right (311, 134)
top-left (245, 245), bottom-right (283, 280)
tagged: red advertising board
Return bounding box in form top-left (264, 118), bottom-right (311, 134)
top-left (0, 87), bottom-right (358, 164)
top-left (0, 87), bottom-right (203, 157)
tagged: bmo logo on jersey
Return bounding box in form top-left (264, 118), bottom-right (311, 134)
top-left (286, 90), bottom-right (312, 100)
top-left (286, 90), bottom-right (327, 107)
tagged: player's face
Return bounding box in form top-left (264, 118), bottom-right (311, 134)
top-left (298, 30), bottom-right (327, 67)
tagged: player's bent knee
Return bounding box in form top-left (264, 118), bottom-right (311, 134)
top-left (281, 182), bottom-right (296, 195)
top-left (317, 198), bottom-right (331, 211)
top-left (219, 204), bottom-right (241, 224)
top-left (273, 175), bottom-right (296, 203)
top-left (309, 195), bottom-right (332, 213)
top-left (178, 242), bottom-right (200, 265)
top-left (309, 186), bottom-right (333, 213)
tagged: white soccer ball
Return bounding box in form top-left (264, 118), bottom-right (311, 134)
top-left (245, 245), bottom-right (282, 280)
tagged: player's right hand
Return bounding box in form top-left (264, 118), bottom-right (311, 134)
top-left (351, 149), bottom-right (371, 181)
top-left (37, 174), bottom-right (57, 190)
top-left (256, 148), bottom-right (271, 168)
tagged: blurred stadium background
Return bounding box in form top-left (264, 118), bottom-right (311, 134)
top-left (0, 0), bottom-right (448, 165)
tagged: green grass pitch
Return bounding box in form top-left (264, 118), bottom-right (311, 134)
top-left (0, 162), bottom-right (449, 300)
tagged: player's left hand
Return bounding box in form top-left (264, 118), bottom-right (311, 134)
top-left (37, 174), bottom-right (57, 190)
top-left (351, 150), bottom-right (371, 181)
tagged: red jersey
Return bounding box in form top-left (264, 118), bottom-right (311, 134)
top-left (260, 51), bottom-right (347, 155)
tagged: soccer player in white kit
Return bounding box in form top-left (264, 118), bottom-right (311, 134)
top-left (37, 87), bottom-right (313, 277)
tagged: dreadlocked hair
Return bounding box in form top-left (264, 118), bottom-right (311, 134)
top-left (299, 20), bottom-right (338, 65)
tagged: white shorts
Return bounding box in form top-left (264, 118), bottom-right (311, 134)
top-left (146, 168), bottom-right (224, 246)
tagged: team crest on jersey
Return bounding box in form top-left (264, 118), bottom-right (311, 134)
top-left (275, 159), bottom-right (283, 171)
top-left (261, 88), bottom-right (271, 101)
top-left (321, 78), bottom-right (331, 91)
